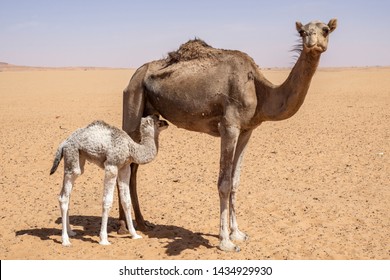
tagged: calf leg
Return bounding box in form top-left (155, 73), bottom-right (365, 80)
top-left (59, 173), bottom-right (78, 246)
top-left (117, 163), bottom-right (149, 234)
top-left (118, 165), bottom-right (141, 239)
top-left (99, 164), bottom-right (118, 245)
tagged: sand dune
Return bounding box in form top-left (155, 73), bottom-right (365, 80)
top-left (0, 66), bottom-right (388, 259)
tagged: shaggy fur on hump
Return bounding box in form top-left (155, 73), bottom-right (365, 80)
top-left (166, 39), bottom-right (217, 64)
top-left (163, 38), bottom-right (262, 70)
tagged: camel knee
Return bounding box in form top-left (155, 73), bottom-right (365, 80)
top-left (58, 186), bottom-right (71, 205)
top-left (118, 180), bottom-right (131, 201)
top-left (58, 195), bottom-right (70, 208)
top-left (218, 180), bottom-right (232, 200)
top-left (219, 188), bottom-right (230, 200)
top-left (104, 165), bottom-right (118, 179)
top-left (120, 195), bottom-right (131, 209)
top-left (102, 195), bottom-right (114, 210)
top-left (59, 174), bottom-right (76, 206)
top-left (73, 168), bottom-right (82, 176)
top-left (63, 156), bottom-right (82, 176)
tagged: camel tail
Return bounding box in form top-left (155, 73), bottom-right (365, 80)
top-left (50, 142), bottom-right (64, 175)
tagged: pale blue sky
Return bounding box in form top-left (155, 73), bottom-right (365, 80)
top-left (1, 0), bottom-right (389, 68)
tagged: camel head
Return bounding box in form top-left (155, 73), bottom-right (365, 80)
top-left (296, 19), bottom-right (337, 53)
top-left (141, 115), bottom-right (169, 134)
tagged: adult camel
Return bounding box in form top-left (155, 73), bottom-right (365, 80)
top-left (119, 19), bottom-right (337, 251)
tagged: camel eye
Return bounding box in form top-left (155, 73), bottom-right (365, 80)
top-left (299, 30), bottom-right (307, 37)
top-left (323, 27), bottom-right (330, 36)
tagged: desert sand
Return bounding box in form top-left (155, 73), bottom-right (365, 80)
top-left (0, 65), bottom-right (388, 260)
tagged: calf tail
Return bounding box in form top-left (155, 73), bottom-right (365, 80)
top-left (50, 142), bottom-right (64, 175)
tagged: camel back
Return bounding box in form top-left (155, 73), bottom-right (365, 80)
top-left (166, 39), bottom-right (220, 65)
top-left (165, 38), bottom-right (258, 70)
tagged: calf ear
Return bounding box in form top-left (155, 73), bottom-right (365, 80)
top-left (158, 120), bottom-right (168, 128)
top-left (328, 18), bottom-right (337, 32)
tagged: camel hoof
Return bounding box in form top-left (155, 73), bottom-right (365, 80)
top-left (230, 230), bottom-right (248, 242)
top-left (218, 240), bottom-right (240, 252)
top-left (99, 240), bottom-right (111, 245)
top-left (118, 220), bottom-right (154, 233)
top-left (62, 239), bottom-right (72, 247)
top-left (136, 221), bottom-right (155, 231)
top-left (68, 230), bottom-right (77, 237)
top-left (117, 220), bottom-right (129, 235)
top-left (132, 234), bottom-right (142, 239)
top-left (117, 227), bottom-right (129, 235)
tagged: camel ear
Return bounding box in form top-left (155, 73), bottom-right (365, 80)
top-left (328, 18), bottom-right (337, 32)
top-left (295, 21), bottom-right (303, 32)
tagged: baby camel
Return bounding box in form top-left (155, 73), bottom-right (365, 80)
top-left (50, 115), bottom-right (168, 246)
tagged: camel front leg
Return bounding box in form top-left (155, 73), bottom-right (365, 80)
top-left (121, 71), bottom-right (149, 233)
top-left (217, 124), bottom-right (240, 252)
top-left (230, 130), bottom-right (252, 242)
top-left (129, 163), bottom-right (149, 230)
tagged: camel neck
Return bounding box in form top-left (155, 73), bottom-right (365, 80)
top-left (129, 132), bottom-right (158, 165)
top-left (261, 49), bottom-right (321, 121)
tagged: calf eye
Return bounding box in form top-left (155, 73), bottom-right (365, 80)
top-left (299, 30), bottom-right (307, 37)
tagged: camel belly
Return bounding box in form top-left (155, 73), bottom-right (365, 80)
top-left (143, 60), bottom-right (257, 135)
top-left (146, 92), bottom-right (223, 136)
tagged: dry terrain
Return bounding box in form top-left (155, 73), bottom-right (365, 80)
top-left (0, 65), bottom-right (389, 259)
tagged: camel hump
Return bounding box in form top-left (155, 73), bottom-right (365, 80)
top-left (166, 39), bottom-right (217, 64)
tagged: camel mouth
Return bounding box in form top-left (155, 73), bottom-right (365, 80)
top-left (305, 43), bottom-right (326, 53)
top-left (313, 43), bottom-right (327, 52)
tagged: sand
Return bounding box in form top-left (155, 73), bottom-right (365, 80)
top-left (0, 65), bottom-right (389, 260)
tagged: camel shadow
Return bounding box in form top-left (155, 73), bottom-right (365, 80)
top-left (15, 215), bottom-right (118, 245)
top-left (15, 216), bottom-right (216, 255)
top-left (141, 222), bottom-right (216, 256)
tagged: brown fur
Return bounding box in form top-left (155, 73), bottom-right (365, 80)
top-left (166, 39), bottom-right (215, 64)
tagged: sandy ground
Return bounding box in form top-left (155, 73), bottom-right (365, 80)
top-left (0, 65), bottom-right (389, 260)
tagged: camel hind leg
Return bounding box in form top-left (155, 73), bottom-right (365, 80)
top-left (58, 148), bottom-right (82, 246)
top-left (59, 173), bottom-right (78, 246)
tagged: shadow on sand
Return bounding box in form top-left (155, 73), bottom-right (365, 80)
top-left (15, 215), bottom-right (215, 256)
top-left (141, 222), bottom-right (215, 255)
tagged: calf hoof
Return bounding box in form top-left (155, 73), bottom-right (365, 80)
top-left (218, 239), bottom-right (240, 252)
top-left (62, 238), bottom-right (72, 247)
top-left (230, 230), bottom-right (248, 242)
top-left (132, 234), bottom-right (142, 239)
top-left (99, 240), bottom-right (111, 246)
